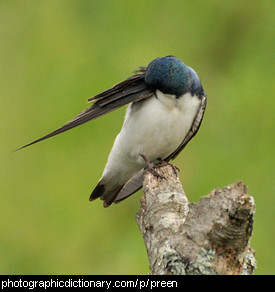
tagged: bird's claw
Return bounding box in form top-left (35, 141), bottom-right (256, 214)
top-left (139, 152), bottom-right (166, 179)
top-left (157, 158), bottom-right (180, 176)
top-left (139, 153), bottom-right (179, 179)
top-left (144, 163), bottom-right (167, 180)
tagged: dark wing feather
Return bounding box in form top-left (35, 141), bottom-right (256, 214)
top-left (113, 169), bottom-right (144, 204)
top-left (164, 94), bottom-right (207, 161)
top-left (15, 68), bottom-right (152, 151)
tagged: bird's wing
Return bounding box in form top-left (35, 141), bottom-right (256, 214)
top-left (165, 94), bottom-right (207, 161)
top-left (16, 67), bottom-right (153, 151)
top-left (113, 169), bottom-right (144, 204)
top-left (112, 94), bottom-right (207, 205)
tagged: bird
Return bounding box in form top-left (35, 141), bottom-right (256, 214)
top-left (16, 56), bottom-right (207, 207)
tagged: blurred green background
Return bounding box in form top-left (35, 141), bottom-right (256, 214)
top-left (1, 0), bottom-right (274, 275)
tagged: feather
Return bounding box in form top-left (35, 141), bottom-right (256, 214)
top-left (15, 68), bottom-right (152, 151)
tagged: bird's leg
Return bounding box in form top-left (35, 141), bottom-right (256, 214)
top-left (156, 158), bottom-right (180, 176)
top-left (139, 152), bottom-right (166, 180)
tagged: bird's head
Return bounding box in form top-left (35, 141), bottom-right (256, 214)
top-left (145, 56), bottom-right (204, 97)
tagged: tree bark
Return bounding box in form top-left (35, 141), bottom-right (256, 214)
top-left (136, 165), bottom-right (257, 275)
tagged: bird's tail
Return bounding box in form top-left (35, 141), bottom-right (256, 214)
top-left (90, 169), bottom-right (144, 207)
top-left (89, 180), bottom-right (123, 208)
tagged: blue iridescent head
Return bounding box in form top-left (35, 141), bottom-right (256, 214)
top-left (145, 56), bottom-right (203, 97)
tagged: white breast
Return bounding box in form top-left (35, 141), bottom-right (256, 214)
top-left (122, 90), bottom-right (201, 161)
top-left (102, 90), bottom-right (201, 185)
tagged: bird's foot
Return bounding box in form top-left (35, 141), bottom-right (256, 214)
top-left (156, 158), bottom-right (180, 176)
top-left (139, 153), bottom-right (166, 180)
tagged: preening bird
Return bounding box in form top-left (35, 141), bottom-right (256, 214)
top-left (17, 56), bottom-right (207, 207)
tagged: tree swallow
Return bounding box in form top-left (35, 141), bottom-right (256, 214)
top-left (17, 56), bottom-right (207, 207)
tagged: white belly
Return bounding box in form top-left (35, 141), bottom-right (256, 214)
top-left (102, 90), bottom-right (201, 185)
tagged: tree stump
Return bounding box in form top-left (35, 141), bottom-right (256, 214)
top-left (136, 165), bottom-right (256, 275)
